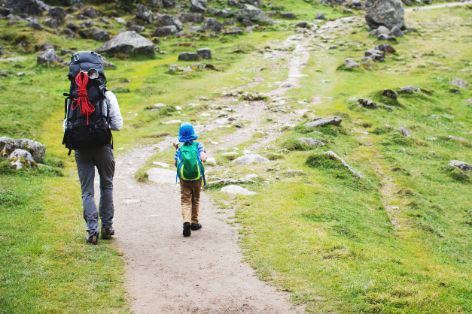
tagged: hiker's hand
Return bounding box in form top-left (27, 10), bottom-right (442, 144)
top-left (173, 142), bottom-right (179, 149)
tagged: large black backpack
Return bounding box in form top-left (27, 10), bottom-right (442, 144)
top-left (63, 51), bottom-right (112, 153)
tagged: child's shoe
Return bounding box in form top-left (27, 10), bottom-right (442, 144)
top-left (183, 222), bottom-right (191, 237)
top-left (191, 223), bottom-right (202, 231)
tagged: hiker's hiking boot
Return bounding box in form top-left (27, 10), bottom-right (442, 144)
top-left (191, 223), bottom-right (202, 231)
top-left (86, 232), bottom-right (98, 245)
top-left (101, 226), bottom-right (115, 240)
top-left (183, 222), bottom-right (191, 237)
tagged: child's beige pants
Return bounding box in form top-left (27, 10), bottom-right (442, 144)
top-left (180, 180), bottom-right (202, 224)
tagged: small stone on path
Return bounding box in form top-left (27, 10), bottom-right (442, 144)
top-left (232, 154), bottom-right (269, 165)
top-left (221, 185), bottom-right (256, 196)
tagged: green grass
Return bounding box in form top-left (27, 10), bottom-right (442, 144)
top-left (212, 6), bottom-right (472, 313)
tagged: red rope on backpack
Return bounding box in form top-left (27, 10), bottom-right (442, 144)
top-left (71, 71), bottom-right (95, 125)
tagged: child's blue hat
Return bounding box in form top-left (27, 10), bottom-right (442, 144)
top-left (178, 122), bottom-right (198, 143)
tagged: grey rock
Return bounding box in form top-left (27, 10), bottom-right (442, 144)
top-left (343, 58), bottom-right (360, 69)
top-left (154, 25), bottom-right (178, 37)
top-left (358, 98), bottom-right (378, 108)
top-left (178, 12), bottom-right (204, 23)
top-left (449, 160), bottom-right (472, 171)
top-left (365, 0), bottom-right (405, 30)
top-left (1, 137), bottom-right (45, 162)
top-left (399, 127), bottom-right (411, 137)
top-left (79, 28), bottom-right (110, 41)
top-left (224, 27), bottom-right (244, 35)
top-left (197, 48), bottom-right (212, 59)
top-left (127, 22), bottom-right (145, 33)
top-left (202, 18), bottom-right (223, 32)
top-left (325, 150), bottom-right (363, 178)
top-left (232, 153), bottom-right (269, 165)
top-left (382, 89), bottom-right (398, 99)
top-left (97, 31), bottom-right (155, 56)
top-left (221, 185), bottom-right (256, 196)
top-left (9, 149), bottom-right (35, 170)
top-left (315, 13), bottom-right (326, 20)
top-left (190, 0), bottom-right (207, 12)
top-left (4, 0), bottom-right (49, 15)
top-left (450, 78), bottom-right (468, 89)
top-left (48, 6), bottom-right (65, 23)
top-left (398, 85), bottom-right (421, 94)
top-left (284, 170), bottom-right (306, 177)
top-left (376, 43), bottom-right (396, 54)
top-left (299, 138), bottom-right (325, 147)
top-left (156, 14), bottom-right (183, 31)
top-left (280, 12), bottom-right (297, 19)
top-left (237, 4), bottom-right (271, 24)
top-left (37, 48), bottom-right (63, 65)
top-left (136, 3), bottom-right (153, 24)
top-left (45, 17), bottom-right (61, 28)
top-left (296, 22), bottom-right (310, 29)
top-left (28, 18), bottom-right (43, 30)
top-left (390, 25), bottom-right (403, 37)
top-left (365, 48), bottom-right (385, 62)
top-left (82, 7), bottom-right (98, 18)
top-left (305, 116), bottom-right (342, 128)
top-left (147, 167), bottom-right (176, 184)
top-left (178, 52), bottom-right (199, 61)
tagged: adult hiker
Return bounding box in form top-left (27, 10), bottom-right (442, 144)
top-left (174, 123), bottom-right (207, 237)
top-left (63, 51), bottom-right (123, 245)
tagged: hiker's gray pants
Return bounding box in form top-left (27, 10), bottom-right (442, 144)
top-left (75, 145), bottom-right (115, 234)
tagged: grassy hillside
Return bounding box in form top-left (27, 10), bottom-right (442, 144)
top-left (212, 6), bottom-right (472, 313)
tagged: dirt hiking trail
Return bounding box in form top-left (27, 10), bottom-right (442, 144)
top-left (112, 27), bottom-right (316, 314)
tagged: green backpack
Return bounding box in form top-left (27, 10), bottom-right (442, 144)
top-left (176, 142), bottom-right (205, 183)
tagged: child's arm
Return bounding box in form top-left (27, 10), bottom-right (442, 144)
top-left (200, 151), bottom-right (208, 163)
top-left (173, 142), bottom-right (179, 167)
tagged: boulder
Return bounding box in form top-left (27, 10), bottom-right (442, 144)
top-left (398, 85), bottom-right (421, 94)
top-left (156, 14), bottom-right (183, 31)
top-left (324, 151), bottom-right (363, 178)
top-left (197, 48), bottom-right (212, 59)
top-left (15, 138), bottom-right (46, 162)
top-left (365, 0), bottom-right (405, 30)
top-left (178, 12), bottom-right (204, 23)
top-left (358, 98), bottom-right (378, 108)
top-left (154, 25), bottom-right (178, 37)
top-left (382, 89), bottom-right (398, 99)
top-left (127, 21), bottom-right (145, 33)
top-left (4, 0), bottom-right (49, 15)
top-left (376, 43), bottom-right (396, 54)
top-left (82, 7), bottom-right (99, 18)
top-left (45, 18), bottom-right (61, 28)
top-left (399, 127), bottom-right (411, 137)
top-left (450, 78), bottom-right (468, 89)
top-left (79, 28), bottom-right (110, 41)
top-left (280, 12), bottom-right (296, 19)
top-left (221, 185), bottom-right (256, 196)
top-left (97, 31), bottom-right (155, 56)
top-left (190, 0), bottom-right (207, 12)
top-left (342, 58), bottom-right (360, 70)
top-left (178, 52), bottom-right (199, 61)
top-left (449, 160), bottom-right (472, 172)
top-left (237, 4), bottom-right (271, 24)
top-left (28, 18), bottom-right (43, 30)
top-left (305, 116), bottom-right (342, 128)
top-left (48, 6), bottom-right (65, 23)
top-left (136, 3), bottom-right (153, 24)
top-left (232, 153), bottom-right (269, 165)
top-left (9, 149), bottom-right (35, 170)
top-left (202, 18), bottom-right (223, 32)
top-left (298, 138), bottom-right (325, 147)
top-left (37, 48), bottom-right (63, 65)
top-left (364, 48), bottom-right (385, 62)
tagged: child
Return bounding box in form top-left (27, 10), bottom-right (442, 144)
top-left (174, 123), bottom-right (207, 237)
